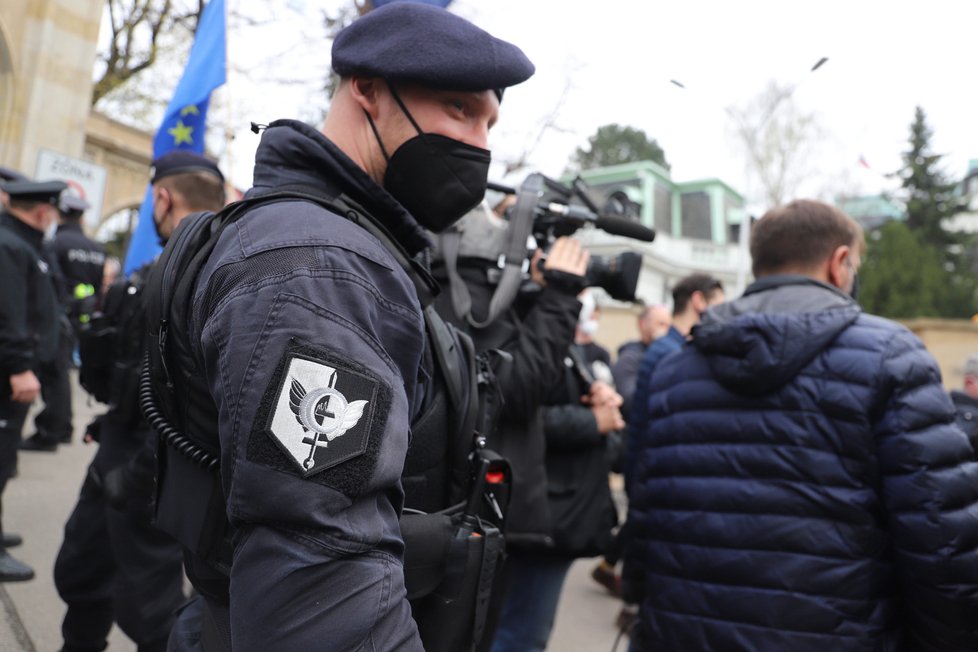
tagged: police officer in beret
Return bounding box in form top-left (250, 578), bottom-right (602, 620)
top-left (155, 3), bottom-right (539, 650)
top-left (0, 177), bottom-right (66, 581)
top-left (21, 193), bottom-right (107, 451)
top-left (53, 151), bottom-right (225, 652)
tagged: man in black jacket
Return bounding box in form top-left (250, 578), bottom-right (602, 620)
top-left (54, 152), bottom-right (225, 652)
top-left (0, 178), bottom-right (65, 581)
top-left (611, 303), bottom-right (670, 416)
top-left (429, 200), bottom-right (590, 650)
top-left (22, 194), bottom-right (106, 450)
top-left (491, 291), bottom-right (623, 652)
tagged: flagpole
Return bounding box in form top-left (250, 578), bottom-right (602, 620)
top-left (223, 0), bottom-right (234, 194)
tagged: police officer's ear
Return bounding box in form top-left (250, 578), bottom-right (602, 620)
top-left (153, 186), bottom-right (172, 221)
top-left (349, 76), bottom-right (383, 119)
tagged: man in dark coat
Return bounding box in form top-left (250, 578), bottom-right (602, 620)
top-left (428, 199), bottom-right (588, 650)
top-left (625, 199), bottom-right (978, 651)
top-left (22, 194), bottom-right (106, 450)
top-left (54, 152), bottom-right (224, 652)
top-left (491, 291), bottom-right (623, 652)
top-left (0, 178), bottom-right (66, 580)
top-left (611, 303), bottom-right (670, 415)
top-left (950, 353), bottom-right (978, 453)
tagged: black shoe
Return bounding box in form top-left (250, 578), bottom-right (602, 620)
top-left (0, 552), bottom-right (33, 582)
top-left (20, 434), bottom-right (58, 452)
top-left (57, 433), bottom-right (72, 444)
top-left (1, 534), bottom-right (22, 548)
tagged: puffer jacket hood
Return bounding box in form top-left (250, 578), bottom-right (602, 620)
top-left (693, 275), bottom-right (860, 396)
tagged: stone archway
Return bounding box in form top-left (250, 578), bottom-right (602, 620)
top-left (83, 111), bottom-right (153, 238)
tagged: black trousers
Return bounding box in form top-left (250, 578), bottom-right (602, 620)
top-left (54, 415), bottom-right (185, 652)
top-left (33, 324), bottom-right (74, 442)
top-left (0, 396), bottom-right (27, 487)
top-left (0, 396), bottom-right (28, 534)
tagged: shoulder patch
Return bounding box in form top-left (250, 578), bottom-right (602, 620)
top-left (267, 354), bottom-right (378, 477)
top-left (249, 339), bottom-right (392, 495)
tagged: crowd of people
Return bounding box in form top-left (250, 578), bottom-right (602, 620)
top-left (3, 3), bottom-right (978, 652)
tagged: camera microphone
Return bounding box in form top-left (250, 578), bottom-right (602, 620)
top-left (593, 216), bottom-right (655, 242)
top-left (544, 202), bottom-right (594, 222)
top-left (543, 203), bottom-right (656, 243)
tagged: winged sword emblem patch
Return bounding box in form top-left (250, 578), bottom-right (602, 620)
top-left (267, 355), bottom-right (378, 477)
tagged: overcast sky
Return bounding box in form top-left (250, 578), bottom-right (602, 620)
top-left (215, 0), bottom-right (978, 210)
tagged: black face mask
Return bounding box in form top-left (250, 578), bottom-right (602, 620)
top-left (366, 85), bottom-right (491, 233)
top-left (152, 209), bottom-right (167, 247)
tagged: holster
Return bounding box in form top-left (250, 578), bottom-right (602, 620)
top-left (155, 441), bottom-right (233, 583)
top-left (403, 507), bottom-right (504, 652)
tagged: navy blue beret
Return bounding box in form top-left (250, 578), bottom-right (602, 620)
top-left (151, 151), bottom-right (224, 185)
top-left (1, 180), bottom-right (67, 205)
top-left (332, 2), bottom-right (534, 95)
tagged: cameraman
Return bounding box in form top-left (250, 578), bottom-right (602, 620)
top-left (431, 204), bottom-right (588, 649)
top-left (493, 291), bottom-right (623, 652)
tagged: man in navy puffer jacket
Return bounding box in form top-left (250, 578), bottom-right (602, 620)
top-left (623, 199), bottom-right (978, 652)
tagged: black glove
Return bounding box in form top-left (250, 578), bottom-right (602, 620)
top-left (542, 268), bottom-right (588, 296)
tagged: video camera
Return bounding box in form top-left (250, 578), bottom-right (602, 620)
top-left (490, 172), bottom-right (656, 303)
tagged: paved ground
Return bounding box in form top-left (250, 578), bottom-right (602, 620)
top-left (0, 374), bottom-right (628, 651)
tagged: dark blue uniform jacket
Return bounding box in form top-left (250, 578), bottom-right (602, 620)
top-left (0, 212), bottom-right (59, 380)
top-left (624, 275), bottom-right (978, 652)
top-left (188, 120), bottom-right (428, 650)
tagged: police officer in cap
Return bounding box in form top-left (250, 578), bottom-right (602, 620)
top-left (54, 151), bottom-right (225, 652)
top-left (0, 177), bottom-right (66, 581)
top-left (21, 193), bottom-right (106, 451)
top-left (157, 3), bottom-right (538, 649)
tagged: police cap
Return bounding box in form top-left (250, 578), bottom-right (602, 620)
top-left (0, 166), bottom-right (27, 183)
top-left (58, 192), bottom-right (90, 216)
top-left (1, 180), bottom-right (68, 205)
top-left (151, 151), bottom-right (224, 185)
top-left (331, 3), bottom-right (535, 97)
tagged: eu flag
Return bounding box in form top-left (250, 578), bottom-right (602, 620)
top-left (124, 0), bottom-right (227, 274)
top-left (372, 0), bottom-right (452, 7)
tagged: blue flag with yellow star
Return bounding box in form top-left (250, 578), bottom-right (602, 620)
top-left (124, 0), bottom-right (226, 274)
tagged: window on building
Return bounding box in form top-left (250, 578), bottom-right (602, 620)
top-left (654, 183), bottom-right (673, 235)
top-left (681, 191), bottom-right (711, 240)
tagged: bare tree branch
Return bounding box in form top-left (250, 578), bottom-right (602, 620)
top-left (727, 80), bottom-right (822, 209)
top-left (92, 0), bottom-right (199, 106)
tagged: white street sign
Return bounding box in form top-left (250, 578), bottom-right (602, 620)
top-left (34, 149), bottom-right (108, 227)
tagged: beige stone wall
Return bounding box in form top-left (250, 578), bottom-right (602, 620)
top-left (594, 305), bottom-right (644, 358)
top-left (904, 319), bottom-right (978, 391)
top-left (0, 1), bottom-right (103, 172)
top-left (0, 3), bottom-right (153, 230)
top-left (595, 309), bottom-right (978, 393)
